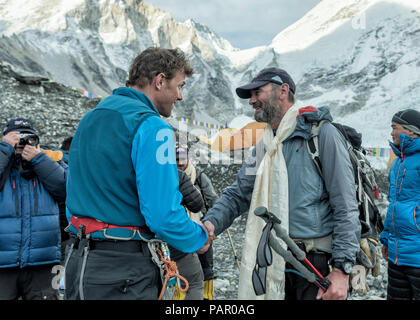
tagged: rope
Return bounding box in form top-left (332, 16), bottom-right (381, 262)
top-left (156, 247), bottom-right (189, 300)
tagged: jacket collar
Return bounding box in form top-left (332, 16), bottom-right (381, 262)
top-left (112, 87), bottom-right (159, 115)
top-left (390, 134), bottom-right (420, 157)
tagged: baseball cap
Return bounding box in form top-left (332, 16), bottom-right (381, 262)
top-left (3, 118), bottom-right (37, 136)
top-left (236, 67), bottom-right (296, 99)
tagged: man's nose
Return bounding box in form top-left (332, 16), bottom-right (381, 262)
top-left (249, 95), bottom-right (257, 105)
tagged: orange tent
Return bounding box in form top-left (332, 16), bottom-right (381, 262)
top-left (210, 128), bottom-right (240, 152)
top-left (198, 121), bottom-right (267, 152)
top-left (229, 121), bottom-right (267, 151)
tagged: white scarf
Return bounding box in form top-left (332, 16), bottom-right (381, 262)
top-left (237, 104), bottom-right (299, 300)
top-left (183, 161), bottom-right (197, 185)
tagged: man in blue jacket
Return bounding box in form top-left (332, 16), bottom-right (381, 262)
top-left (380, 109), bottom-right (420, 300)
top-left (64, 47), bottom-right (210, 300)
top-left (0, 118), bottom-right (67, 300)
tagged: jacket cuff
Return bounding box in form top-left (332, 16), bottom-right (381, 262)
top-left (30, 151), bottom-right (47, 165)
top-left (0, 141), bottom-right (15, 155)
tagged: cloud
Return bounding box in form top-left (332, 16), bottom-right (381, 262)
top-left (146, 0), bottom-right (321, 49)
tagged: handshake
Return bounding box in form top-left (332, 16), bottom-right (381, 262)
top-left (196, 220), bottom-right (216, 254)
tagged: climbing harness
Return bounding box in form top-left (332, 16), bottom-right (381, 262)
top-left (252, 206), bottom-right (331, 296)
top-left (141, 235), bottom-right (189, 300)
top-left (67, 217), bottom-right (189, 300)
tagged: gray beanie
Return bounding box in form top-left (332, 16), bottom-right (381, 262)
top-left (392, 109), bottom-right (420, 136)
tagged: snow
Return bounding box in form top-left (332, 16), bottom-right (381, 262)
top-left (270, 0), bottom-right (419, 55)
top-left (0, 0), bottom-right (84, 34)
top-left (299, 88), bottom-right (356, 109)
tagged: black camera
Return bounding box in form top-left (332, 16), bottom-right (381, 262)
top-left (18, 133), bottom-right (39, 147)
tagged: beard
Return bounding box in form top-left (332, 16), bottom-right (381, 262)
top-left (253, 94), bottom-right (280, 124)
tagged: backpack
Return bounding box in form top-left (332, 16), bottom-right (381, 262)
top-left (306, 120), bottom-right (384, 241)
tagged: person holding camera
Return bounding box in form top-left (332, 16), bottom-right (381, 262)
top-left (0, 118), bottom-right (67, 300)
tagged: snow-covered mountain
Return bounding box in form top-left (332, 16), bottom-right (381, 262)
top-left (0, 0), bottom-right (240, 123)
top-left (266, 0), bottom-right (420, 149)
top-left (0, 0), bottom-right (419, 149)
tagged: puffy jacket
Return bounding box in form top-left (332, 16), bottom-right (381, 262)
top-left (203, 106), bottom-right (361, 263)
top-left (195, 170), bottom-right (218, 214)
top-left (0, 142), bottom-right (67, 268)
top-left (179, 169), bottom-right (204, 213)
top-left (171, 170), bottom-right (205, 261)
top-left (380, 134), bottom-right (420, 268)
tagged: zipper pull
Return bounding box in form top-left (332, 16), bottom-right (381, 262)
top-left (122, 280), bottom-right (131, 293)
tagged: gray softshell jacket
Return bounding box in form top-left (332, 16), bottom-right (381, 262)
top-left (203, 106), bottom-right (361, 263)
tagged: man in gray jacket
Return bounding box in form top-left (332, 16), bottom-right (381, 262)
top-left (203, 68), bottom-right (360, 300)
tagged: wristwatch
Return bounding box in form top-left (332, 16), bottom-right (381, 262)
top-left (333, 260), bottom-right (353, 275)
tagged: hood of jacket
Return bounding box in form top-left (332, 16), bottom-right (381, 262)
top-left (285, 105), bottom-right (333, 142)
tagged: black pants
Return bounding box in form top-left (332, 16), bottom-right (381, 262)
top-left (0, 264), bottom-right (58, 300)
top-left (64, 238), bottom-right (160, 300)
top-left (387, 260), bottom-right (420, 300)
top-left (198, 243), bottom-right (214, 281)
top-left (285, 250), bottom-right (331, 300)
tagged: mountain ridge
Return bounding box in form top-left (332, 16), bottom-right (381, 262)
top-left (0, 0), bottom-right (419, 148)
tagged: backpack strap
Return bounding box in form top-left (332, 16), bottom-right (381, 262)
top-left (306, 120), bottom-right (330, 177)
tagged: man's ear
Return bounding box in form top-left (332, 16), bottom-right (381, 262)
top-left (277, 83), bottom-right (290, 100)
top-left (281, 83), bottom-right (290, 95)
top-left (154, 73), bottom-right (166, 90)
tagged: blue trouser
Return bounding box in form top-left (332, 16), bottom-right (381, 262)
top-left (64, 237), bottom-right (159, 300)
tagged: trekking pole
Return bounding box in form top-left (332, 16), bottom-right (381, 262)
top-left (254, 206), bottom-right (331, 292)
top-left (226, 229), bottom-right (241, 270)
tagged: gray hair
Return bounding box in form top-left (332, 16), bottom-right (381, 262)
top-left (271, 83), bottom-right (295, 104)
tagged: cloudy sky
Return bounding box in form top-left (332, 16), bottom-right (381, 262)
top-left (146, 0), bottom-right (322, 49)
